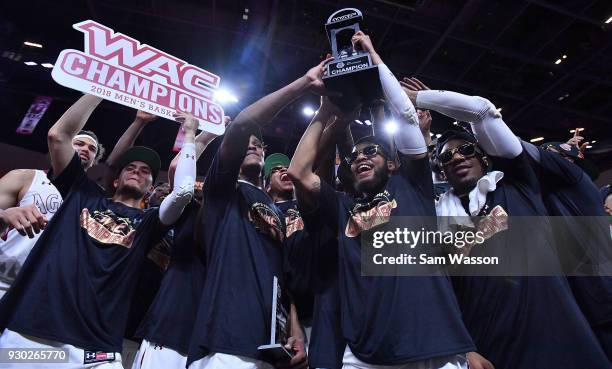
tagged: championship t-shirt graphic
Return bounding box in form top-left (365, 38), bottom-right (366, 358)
top-left (80, 208), bottom-right (136, 247)
top-left (248, 202), bottom-right (284, 243)
top-left (146, 232), bottom-right (172, 271)
top-left (284, 208), bottom-right (304, 239)
top-left (345, 191), bottom-right (397, 237)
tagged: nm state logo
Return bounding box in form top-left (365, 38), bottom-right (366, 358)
top-left (336, 62), bottom-right (345, 68)
top-left (248, 202), bottom-right (284, 244)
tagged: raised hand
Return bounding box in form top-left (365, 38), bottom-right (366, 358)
top-left (417, 109), bottom-right (432, 135)
top-left (135, 110), bottom-right (157, 123)
top-left (172, 111), bottom-right (198, 137)
top-left (351, 30), bottom-right (375, 54)
top-left (399, 77), bottom-right (430, 106)
top-left (305, 54), bottom-right (336, 96)
top-left (566, 135), bottom-right (584, 148)
top-left (351, 31), bottom-right (382, 65)
top-left (400, 77), bottom-right (431, 92)
top-left (0, 204), bottom-right (48, 238)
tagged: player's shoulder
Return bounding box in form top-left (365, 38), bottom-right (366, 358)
top-left (1, 168), bottom-right (37, 187)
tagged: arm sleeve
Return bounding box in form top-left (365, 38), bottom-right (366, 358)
top-left (159, 143), bottom-right (196, 225)
top-left (416, 90), bottom-right (522, 158)
top-left (377, 64), bottom-right (427, 155)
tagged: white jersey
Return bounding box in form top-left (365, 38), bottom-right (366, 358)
top-left (0, 170), bottom-right (62, 299)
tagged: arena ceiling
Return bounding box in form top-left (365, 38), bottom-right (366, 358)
top-left (1, 0), bottom-right (611, 175)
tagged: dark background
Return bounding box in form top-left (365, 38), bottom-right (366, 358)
top-left (1, 0), bottom-right (611, 176)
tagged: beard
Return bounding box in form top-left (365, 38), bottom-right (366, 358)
top-left (355, 164), bottom-right (390, 196)
top-left (116, 183), bottom-right (146, 201)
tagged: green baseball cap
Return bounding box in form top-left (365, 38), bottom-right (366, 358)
top-left (264, 153), bottom-right (290, 178)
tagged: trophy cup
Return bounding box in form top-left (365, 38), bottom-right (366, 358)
top-left (323, 8), bottom-right (383, 111)
top-left (257, 276), bottom-right (294, 362)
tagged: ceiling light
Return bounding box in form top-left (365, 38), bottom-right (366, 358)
top-left (364, 120), bottom-right (372, 126)
top-left (302, 106), bottom-right (315, 117)
top-left (23, 41), bottom-right (42, 48)
top-left (562, 55), bottom-right (567, 59)
top-left (569, 128), bottom-right (584, 134)
top-left (436, 134), bottom-right (442, 138)
top-left (586, 145), bottom-right (592, 149)
top-left (591, 140), bottom-right (597, 143)
top-left (555, 59), bottom-right (562, 65)
top-left (213, 89), bottom-right (238, 104)
top-left (530, 137), bottom-right (544, 143)
top-left (23, 61), bottom-right (37, 66)
top-left (41, 63), bottom-right (54, 68)
top-left (242, 14), bottom-right (248, 20)
top-left (605, 16), bottom-right (612, 24)
top-left (384, 120), bottom-right (398, 134)
top-left (497, 107), bottom-right (502, 112)
top-left (355, 119), bottom-right (363, 125)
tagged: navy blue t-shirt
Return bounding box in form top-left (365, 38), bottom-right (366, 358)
top-left (187, 152), bottom-right (285, 365)
top-left (135, 201), bottom-right (205, 354)
top-left (526, 145), bottom-right (612, 360)
top-left (277, 199), bottom-right (314, 322)
top-left (124, 229), bottom-right (172, 341)
top-left (0, 154), bottom-right (166, 352)
top-left (281, 198), bottom-right (344, 368)
top-left (303, 156), bottom-right (475, 365)
top-left (450, 152), bottom-right (611, 369)
top-left (307, 223), bottom-right (345, 369)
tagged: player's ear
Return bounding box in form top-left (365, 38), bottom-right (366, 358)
top-left (113, 179), bottom-right (119, 189)
top-left (387, 160), bottom-right (397, 172)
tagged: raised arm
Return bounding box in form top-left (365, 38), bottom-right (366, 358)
top-left (401, 78), bottom-right (522, 159)
top-left (287, 98), bottom-right (336, 212)
top-left (104, 110), bottom-right (157, 192)
top-left (218, 58), bottom-right (333, 173)
top-left (158, 112), bottom-right (197, 226)
top-left (106, 111), bottom-right (157, 167)
top-left (167, 116), bottom-right (229, 187)
top-left (313, 109), bottom-right (352, 184)
top-left (47, 95), bottom-right (103, 175)
top-left (351, 31), bottom-right (427, 159)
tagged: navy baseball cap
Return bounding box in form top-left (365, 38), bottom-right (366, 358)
top-left (353, 135), bottom-right (392, 159)
top-left (435, 129), bottom-right (479, 158)
top-left (115, 146), bottom-right (161, 182)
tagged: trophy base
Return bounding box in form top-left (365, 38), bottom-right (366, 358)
top-left (257, 343), bottom-right (294, 363)
top-left (323, 59), bottom-right (382, 112)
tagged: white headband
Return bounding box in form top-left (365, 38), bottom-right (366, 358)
top-left (73, 134), bottom-right (99, 151)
